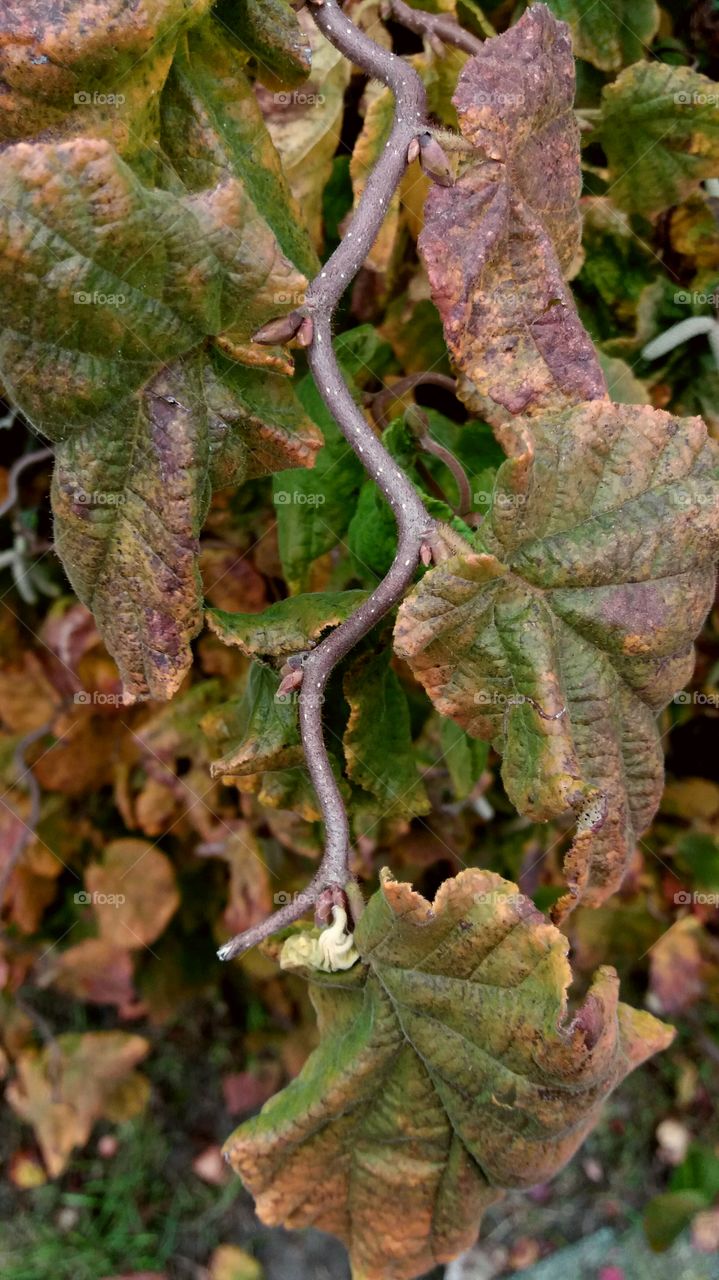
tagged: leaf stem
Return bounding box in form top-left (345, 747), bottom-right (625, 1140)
top-left (219, 0), bottom-right (440, 961)
top-left (385, 0), bottom-right (484, 56)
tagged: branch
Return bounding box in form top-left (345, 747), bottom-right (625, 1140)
top-left (0, 722), bottom-right (49, 910)
top-left (367, 371), bottom-right (458, 431)
top-left (0, 447), bottom-right (53, 519)
top-left (385, 0), bottom-right (484, 56)
top-left (219, 0), bottom-right (443, 962)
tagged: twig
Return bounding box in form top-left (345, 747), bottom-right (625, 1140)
top-left (0, 447), bottom-right (53, 519)
top-left (385, 0), bottom-right (484, 56)
top-left (219, 0), bottom-right (442, 962)
top-left (368, 371), bottom-right (458, 430)
top-left (0, 722), bottom-right (50, 909)
top-left (404, 406), bottom-right (473, 516)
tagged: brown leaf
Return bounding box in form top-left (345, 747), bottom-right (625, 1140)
top-left (418, 5), bottom-right (606, 427)
top-left (40, 939), bottom-right (141, 1016)
top-left (6, 1030), bottom-right (149, 1177)
top-left (648, 918), bottom-right (705, 1016)
top-left (85, 838), bottom-right (180, 949)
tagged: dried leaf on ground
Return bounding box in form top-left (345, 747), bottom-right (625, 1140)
top-left (6, 1030), bottom-right (149, 1177)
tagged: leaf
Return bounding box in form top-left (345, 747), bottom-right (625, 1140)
top-left (206, 664), bottom-right (303, 779)
top-left (274, 326), bottom-right (394, 591)
top-left (261, 18), bottom-right (350, 250)
top-left (350, 82), bottom-right (399, 274)
top-left (439, 715), bottom-right (489, 801)
top-left (206, 357), bottom-right (321, 487)
top-left (0, 126), bottom-right (316, 698)
top-left (418, 6), bottom-right (606, 428)
top-left (643, 1190), bottom-right (709, 1252)
top-left (52, 360), bottom-right (209, 704)
top-left (648, 917), bottom-right (704, 1017)
top-left (199, 824), bottom-right (273, 939)
top-left (85, 838), bottom-right (180, 949)
top-left (0, 0), bottom-right (213, 151)
top-left (394, 403), bottom-right (719, 918)
top-left (545, 0), bottom-right (660, 71)
top-left (6, 1031), bottom-right (149, 1177)
top-left (209, 1244), bottom-right (264, 1280)
top-left (207, 590), bottom-right (368, 659)
top-left (40, 939), bottom-right (139, 1014)
top-left (160, 16), bottom-right (317, 280)
top-left (343, 648), bottom-right (430, 819)
top-left (216, 0), bottom-right (312, 90)
top-left (599, 63), bottom-right (719, 217)
top-left (225, 868), bottom-right (673, 1280)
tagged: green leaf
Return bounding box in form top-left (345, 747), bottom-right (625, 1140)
top-left (643, 1190), bottom-right (708, 1252)
top-left (599, 63), bottom-right (719, 217)
top-left (160, 16), bottom-right (317, 279)
top-left (343, 648), bottom-right (430, 819)
top-left (214, 0), bottom-right (312, 89)
top-left (226, 867), bottom-right (673, 1280)
top-left (439, 715), bottom-right (489, 801)
top-left (206, 664), bottom-right (303, 779)
top-left (274, 326), bottom-right (395, 592)
top-left (207, 590), bottom-right (368, 659)
top-left (395, 403), bottom-right (719, 919)
top-left (545, 0), bottom-right (659, 71)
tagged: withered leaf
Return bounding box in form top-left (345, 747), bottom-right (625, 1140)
top-left (0, 130), bottom-right (316, 699)
top-left (218, 0), bottom-right (312, 90)
top-left (418, 5), bottom-right (606, 427)
top-left (395, 403), bottom-right (719, 918)
top-left (0, 0), bottom-right (213, 152)
top-left (85, 838), bottom-right (180, 949)
top-left (6, 1030), bottom-right (149, 1177)
top-left (226, 868), bottom-right (673, 1280)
